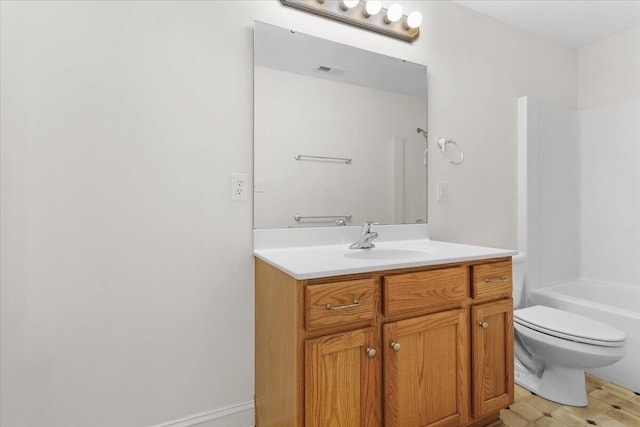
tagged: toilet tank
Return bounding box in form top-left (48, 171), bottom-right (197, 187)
top-left (512, 252), bottom-right (526, 308)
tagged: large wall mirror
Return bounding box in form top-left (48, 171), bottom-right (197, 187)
top-left (254, 21), bottom-right (427, 229)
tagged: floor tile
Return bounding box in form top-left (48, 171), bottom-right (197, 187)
top-left (620, 400), bottom-right (640, 418)
top-left (586, 374), bottom-right (609, 388)
top-left (509, 400), bottom-right (545, 421)
top-left (601, 383), bottom-right (638, 401)
top-left (550, 407), bottom-right (590, 426)
top-left (602, 407), bottom-right (640, 426)
top-left (499, 408), bottom-right (530, 427)
top-left (563, 396), bottom-right (614, 420)
top-left (501, 374), bottom-right (638, 427)
top-left (524, 394), bottom-right (563, 414)
top-left (589, 389), bottom-right (629, 407)
top-left (515, 384), bottom-right (534, 401)
top-left (533, 416), bottom-right (567, 427)
top-left (594, 413), bottom-right (632, 427)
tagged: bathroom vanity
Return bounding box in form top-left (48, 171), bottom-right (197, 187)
top-left (254, 231), bottom-right (516, 427)
top-left (253, 21), bottom-right (516, 427)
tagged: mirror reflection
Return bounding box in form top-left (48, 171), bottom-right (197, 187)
top-left (254, 21), bottom-right (427, 228)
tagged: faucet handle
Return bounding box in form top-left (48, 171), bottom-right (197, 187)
top-left (361, 221), bottom-right (378, 233)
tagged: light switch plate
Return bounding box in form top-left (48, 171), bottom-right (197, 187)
top-left (437, 180), bottom-right (448, 201)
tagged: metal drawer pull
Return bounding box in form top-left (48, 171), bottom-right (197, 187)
top-left (484, 276), bottom-right (508, 284)
top-left (325, 300), bottom-right (359, 310)
top-left (366, 348), bottom-right (377, 358)
top-left (390, 342), bottom-right (401, 352)
top-left (479, 321), bottom-right (489, 329)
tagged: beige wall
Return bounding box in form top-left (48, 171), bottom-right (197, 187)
top-left (578, 26), bottom-right (640, 108)
top-left (422, 2), bottom-right (577, 247)
top-left (1, 1), bottom-right (578, 426)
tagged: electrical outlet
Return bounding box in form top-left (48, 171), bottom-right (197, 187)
top-left (231, 173), bottom-right (248, 201)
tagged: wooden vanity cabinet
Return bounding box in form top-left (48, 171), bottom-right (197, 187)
top-left (255, 257), bottom-right (514, 427)
top-left (305, 327), bottom-right (381, 427)
top-left (383, 309), bottom-right (469, 427)
top-left (470, 260), bottom-right (514, 420)
top-left (471, 299), bottom-right (514, 419)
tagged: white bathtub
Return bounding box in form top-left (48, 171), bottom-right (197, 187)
top-left (528, 280), bottom-right (640, 392)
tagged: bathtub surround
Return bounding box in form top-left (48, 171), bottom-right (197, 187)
top-left (518, 97), bottom-right (640, 293)
top-left (579, 100), bottom-right (640, 287)
top-left (5, 2), bottom-right (633, 427)
top-left (518, 96), bottom-right (640, 392)
top-left (517, 98), bottom-right (581, 291)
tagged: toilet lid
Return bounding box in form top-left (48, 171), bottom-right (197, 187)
top-left (514, 306), bottom-right (626, 347)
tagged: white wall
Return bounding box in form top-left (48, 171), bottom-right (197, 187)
top-left (1, 2), bottom-right (257, 426)
top-left (578, 27), bottom-right (640, 109)
top-left (424, 2), bottom-right (577, 248)
top-left (254, 66), bottom-right (426, 228)
top-left (1, 1), bottom-right (578, 426)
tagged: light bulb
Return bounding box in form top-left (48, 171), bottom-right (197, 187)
top-left (385, 4), bottom-right (403, 24)
top-left (364, 1), bottom-right (382, 17)
top-left (405, 10), bottom-right (422, 29)
top-left (340, 0), bottom-right (359, 10)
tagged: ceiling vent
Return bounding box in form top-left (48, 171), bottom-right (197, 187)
top-left (314, 65), bottom-right (345, 76)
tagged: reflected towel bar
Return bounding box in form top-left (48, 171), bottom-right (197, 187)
top-left (294, 154), bottom-right (352, 164)
top-left (294, 213), bottom-right (352, 222)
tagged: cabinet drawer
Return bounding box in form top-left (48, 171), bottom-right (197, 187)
top-left (305, 279), bottom-right (376, 332)
top-left (472, 260), bottom-right (512, 299)
top-left (383, 267), bottom-right (467, 317)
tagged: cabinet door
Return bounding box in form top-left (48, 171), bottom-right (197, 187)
top-left (305, 327), bottom-right (381, 427)
top-left (384, 310), bottom-right (468, 427)
top-left (471, 299), bottom-right (514, 418)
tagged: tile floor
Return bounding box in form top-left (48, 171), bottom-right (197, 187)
top-left (499, 374), bottom-right (640, 426)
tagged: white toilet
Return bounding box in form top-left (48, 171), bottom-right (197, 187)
top-left (512, 253), bottom-right (626, 406)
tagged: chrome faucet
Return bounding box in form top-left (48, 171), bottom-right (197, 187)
top-left (349, 222), bottom-right (379, 249)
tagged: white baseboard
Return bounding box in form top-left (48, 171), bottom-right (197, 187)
top-left (152, 400), bottom-right (255, 427)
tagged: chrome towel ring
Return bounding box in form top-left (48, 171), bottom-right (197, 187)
top-left (437, 137), bottom-right (464, 165)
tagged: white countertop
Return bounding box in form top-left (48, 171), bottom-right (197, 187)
top-left (254, 236), bottom-right (517, 280)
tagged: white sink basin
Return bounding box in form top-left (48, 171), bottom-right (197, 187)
top-left (344, 248), bottom-right (438, 260)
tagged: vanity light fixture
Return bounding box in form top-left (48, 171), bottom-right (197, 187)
top-left (405, 10), bottom-right (422, 30)
top-left (364, 1), bottom-right (382, 18)
top-left (280, 0), bottom-right (421, 43)
top-left (384, 3), bottom-right (403, 24)
top-left (340, 0), bottom-right (359, 10)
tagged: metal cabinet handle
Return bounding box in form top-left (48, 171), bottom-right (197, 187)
top-left (390, 342), bottom-right (401, 352)
top-left (484, 276), bottom-right (507, 284)
top-left (479, 321), bottom-right (489, 329)
top-left (325, 300), bottom-right (359, 310)
top-left (366, 348), bottom-right (377, 358)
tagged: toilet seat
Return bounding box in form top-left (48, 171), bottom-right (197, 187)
top-left (514, 306), bottom-right (626, 348)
